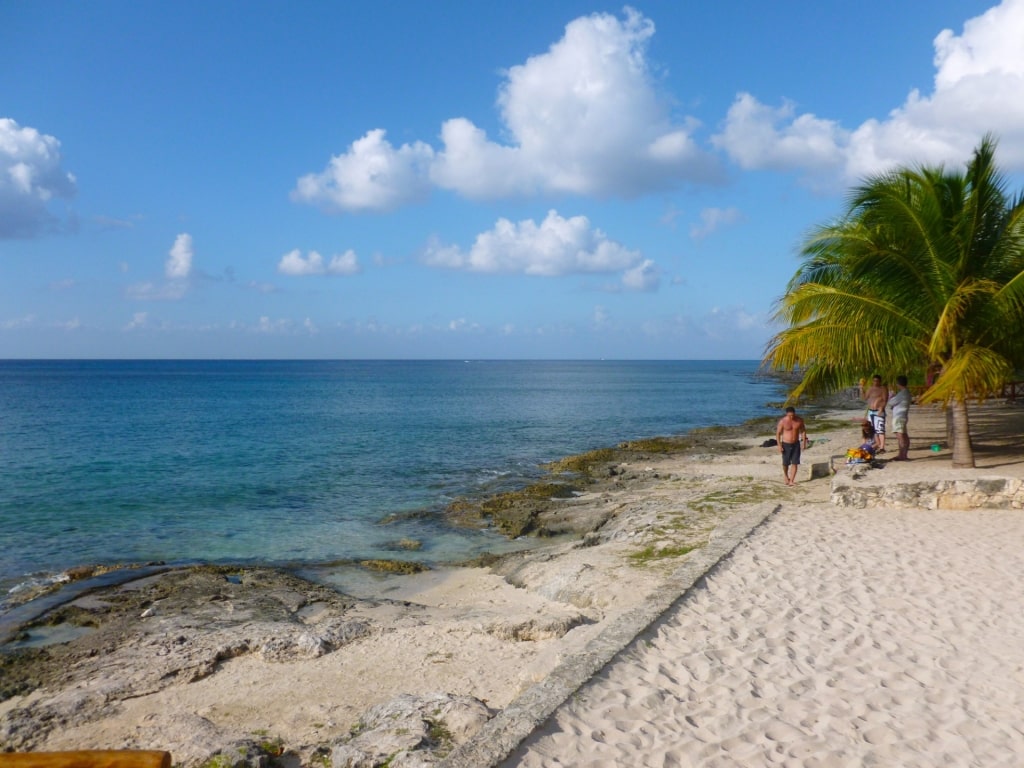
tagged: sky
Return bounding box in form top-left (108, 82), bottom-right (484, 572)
top-left (2, 0), bottom-right (1024, 360)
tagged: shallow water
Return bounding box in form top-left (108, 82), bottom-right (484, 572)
top-left (0, 359), bottom-right (785, 611)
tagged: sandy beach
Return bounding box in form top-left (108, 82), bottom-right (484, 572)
top-left (505, 503), bottom-right (1024, 767)
top-left (2, 398), bottom-right (1023, 766)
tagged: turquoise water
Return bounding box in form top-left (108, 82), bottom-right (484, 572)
top-left (0, 360), bottom-right (785, 609)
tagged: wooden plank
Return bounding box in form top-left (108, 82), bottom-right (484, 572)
top-left (0, 752), bottom-right (171, 768)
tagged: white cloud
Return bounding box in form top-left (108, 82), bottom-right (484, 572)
top-left (128, 234), bottom-right (194, 300)
top-left (713, 0), bottom-right (1024, 181)
top-left (278, 249), bottom-right (322, 276)
top-left (0, 118), bottom-right (77, 238)
top-left (712, 95), bottom-right (847, 175)
top-left (277, 248), bottom-right (361, 276)
top-left (166, 233), bottom-right (193, 279)
top-left (294, 9), bottom-right (719, 212)
top-left (326, 250), bottom-right (360, 275)
top-left (423, 210), bottom-right (643, 278)
top-left (690, 207), bottom-right (743, 240)
top-left (621, 259), bottom-right (660, 292)
top-left (291, 129), bottom-right (434, 213)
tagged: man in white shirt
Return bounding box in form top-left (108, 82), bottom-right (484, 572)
top-left (889, 375), bottom-right (912, 461)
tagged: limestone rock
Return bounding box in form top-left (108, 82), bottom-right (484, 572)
top-left (330, 693), bottom-right (493, 768)
top-left (484, 612), bottom-right (592, 641)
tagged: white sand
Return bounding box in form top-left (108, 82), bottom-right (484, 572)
top-left (507, 504), bottom-right (1024, 767)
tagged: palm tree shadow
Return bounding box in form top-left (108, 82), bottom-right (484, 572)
top-left (912, 401), bottom-right (1024, 470)
top-left (966, 403), bottom-right (1024, 468)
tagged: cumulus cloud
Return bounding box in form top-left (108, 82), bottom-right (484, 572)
top-left (713, 0), bottom-right (1024, 182)
top-left (127, 233), bottom-right (195, 301)
top-left (433, 8), bottom-right (718, 198)
top-left (423, 210), bottom-right (644, 281)
top-left (291, 129), bottom-right (434, 213)
top-left (166, 233), bottom-right (193, 279)
top-left (277, 248), bottom-right (361, 276)
top-left (294, 9), bottom-right (719, 213)
top-left (712, 95), bottom-right (848, 175)
top-left (0, 118), bottom-right (77, 238)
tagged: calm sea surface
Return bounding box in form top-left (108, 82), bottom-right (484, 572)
top-left (0, 360), bottom-right (786, 610)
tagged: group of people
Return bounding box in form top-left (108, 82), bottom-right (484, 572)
top-left (859, 374), bottom-right (912, 461)
top-left (774, 372), bottom-right (914, 486)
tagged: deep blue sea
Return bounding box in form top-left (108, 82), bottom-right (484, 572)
top-left (0, 360), bottom-right (786, 612)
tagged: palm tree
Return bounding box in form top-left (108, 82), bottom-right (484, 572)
top-left (763, 136), bottom-right (1024, 468)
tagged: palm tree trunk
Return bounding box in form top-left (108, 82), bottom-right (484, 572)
top-left (950, 398), bottom-right (976, 468)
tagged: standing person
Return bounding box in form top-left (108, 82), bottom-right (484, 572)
top-left (889, 375), bottom-right (912, 460)
top-left (776, 406), bottom-right (808, 486)
top-left (860, 374), bottom-right (889, 452)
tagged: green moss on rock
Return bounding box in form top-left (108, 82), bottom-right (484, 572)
top-left (358, 559), bottom-right (429, 575)
top-left (446, 482), bottom-right (579, 538)
top-left (545, 448), bottom-right (617, 474)
top-left (629, 543), bottom-right (698, 564)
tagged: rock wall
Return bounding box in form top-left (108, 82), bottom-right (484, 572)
top-left (831, 467), bottom-right (1024, 510)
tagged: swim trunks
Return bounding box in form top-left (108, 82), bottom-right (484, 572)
top-left (781, 440), bottom-right (801, 467)
top-left (868, 409), bottom-right (886, 435)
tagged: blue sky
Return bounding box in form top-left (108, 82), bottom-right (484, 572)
top-left (2, 0), bottom-right (1022, 359)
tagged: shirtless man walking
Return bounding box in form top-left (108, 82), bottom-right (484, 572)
top-left (860, 374), bottom-right (889, 452)
top-left (776, 406), bottom-right (808, 486)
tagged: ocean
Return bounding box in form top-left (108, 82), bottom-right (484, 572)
top-left (0, 359), bottom-right (787, 613)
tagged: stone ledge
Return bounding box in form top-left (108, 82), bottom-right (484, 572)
top-left (831, 472), bottom-right (1024, 510)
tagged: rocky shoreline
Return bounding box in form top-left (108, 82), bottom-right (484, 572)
top-left (4, 397), bottom-right (1019, 767)
top-left (0, 410), bottom-right (801, 766)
